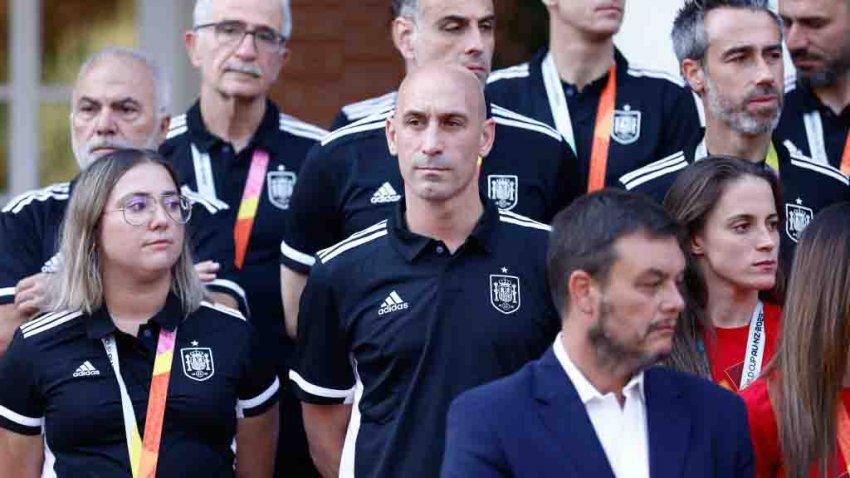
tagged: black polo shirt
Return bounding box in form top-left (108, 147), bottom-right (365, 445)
top-left (160, 99), bottom-right (327, 341)
top-left (0, 295), bottom-right (278, 476)
top-left (774, 79), bottom-right (850, 168)
top-left (279, 99), bottom-right (582, 274)
top-left (619, 137), bottom-right (850, 265)
top-left (330, 91), bottom-right (398, 130)
top-left (290, 201), bottom-right (559, 478)
top-left (486, 47), bottom-right (703, 186)
top-left (0, 181), bottom-right (239, 309)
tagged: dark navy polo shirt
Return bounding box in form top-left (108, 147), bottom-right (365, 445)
top-left (290, 201), bottom-right (559, 478)
top-left (330, 91), bottom-right (398, 130)
top-left (160, 99), bottom-right (327, 341)
top-left (774, 79), bottom-right (850, 169)
top-left (619, 138), bottom-right (850, 265)
top-left (0, 295), bottom-right (279, 477)
top-left (486, 47), bottom-right (703, 187)
top-left (279, 99), bottom-right (582, 274)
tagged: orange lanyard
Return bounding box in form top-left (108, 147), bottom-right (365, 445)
top-left (233, 149), bottom-right (270, 269)
top-left (587, 65), bottom-right (618, 192)
top-left (839, 133), bottom-right (850, 176)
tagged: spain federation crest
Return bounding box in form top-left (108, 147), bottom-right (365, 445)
top-left (181, 347), bottom-right (215, 382)
top-left (267, 170), bottom-right (297, 210)
top-left (487, 175), bottom-right (518, 211)
top-left (611, 105), bottom-right (641, 145)
top-left (786, 199), bottom-right (813, 243)
top-left (490, 273), bottom-right (521, 315)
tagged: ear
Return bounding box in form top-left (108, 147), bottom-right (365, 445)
top-left (567, 270), bottom-right (598, 316)
top-left (156, 115), bottom-right (171, 144)
top-left (681, 58), bottom-right (706, 95)
top-left (690, 233), bottom-right (706, 257)
top-left (278, 47), bottom-right (291, 68)
top-left (392, 17), bottom-right (417, 61)
top-left (478, 118), bottom-right (496, 158)
top-left (185, 31), bottom-right (202, 68)
top-left (385, 118), bottom-right (398, 156)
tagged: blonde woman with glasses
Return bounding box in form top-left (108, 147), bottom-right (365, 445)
top-left (0, 149), bottom-right (279, 477)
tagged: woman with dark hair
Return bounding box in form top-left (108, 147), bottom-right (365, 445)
top-left (663, 156), bottom-right (784, 393)
top-left (0, 149), bottom-right (279, 477)
top-left (742, 202), bottom-right (850, 477)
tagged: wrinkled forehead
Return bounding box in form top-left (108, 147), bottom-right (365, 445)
top-left (73, 57), bottom-right (155, 106)
top-left (417, 0), bottom-right (495, 22)
top-left (397, 73), bottom-right (484, 119)
top-left (704, 7), bottom-right (782, 54)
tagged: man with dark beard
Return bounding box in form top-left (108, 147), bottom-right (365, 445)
top-left (619, 0), bottom-right (850, 264)
top-left (774, 0), bottom-right (850, 172)
top-left (442, 189), bottom-right (754, 478)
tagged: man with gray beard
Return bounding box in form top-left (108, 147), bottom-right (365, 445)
top-left (773, 0), bottom-right (850, 171)
top-left (619, 0), bottom-right (850, 265)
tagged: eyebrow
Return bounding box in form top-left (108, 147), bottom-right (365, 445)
top-left (77, 96), bottom-right (142, 107)
top-left (721, 42), bottom-right (782, 58)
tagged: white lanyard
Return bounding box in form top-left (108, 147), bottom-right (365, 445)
top-left (740, 301), bottom-right (766, 390)
top-left (191, 143), bottom-right (218, 200)
top-left (102, 336), bottom-right (143, 464)
top-left (803, 111), bottom-right (829, 165)
top-left (541, 52), bottom-right (577, 153)
top-left (694, 137), bottom-right (708, 161)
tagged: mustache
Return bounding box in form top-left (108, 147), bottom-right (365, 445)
top-left (744, 84), bottom-right (780, 102)
top-left (790, 48), bottom-right (826, 63)
top-left (85, 138), bottom-right (139, 152)
top-left (224, 62), bottom-right (262, 77)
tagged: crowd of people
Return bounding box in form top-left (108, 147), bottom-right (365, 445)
top-left (0, 0), bottom-right (848, 476)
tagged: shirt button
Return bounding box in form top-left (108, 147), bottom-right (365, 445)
top-left (142, 329), bottom-right (152, 338)
top-left (436, 245), bottom-right (445, 254)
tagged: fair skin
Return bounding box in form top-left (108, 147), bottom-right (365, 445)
top-left (301, 65), bottom-right (495, 475)
top-left (562, 231), bottom-right (686, 402)
top-left (780, 0), bottom-right (850, 113)
top-left (543, 0), bottom-right (624, 89)
top-left (282, 0), bottom-right (497, 338)
top-left (692, 176), bottom-right (779, 329)
top-left (0, 163), bottom-right (277, 476)
top-left (185, 0), bottom-right (289, 152)
top-left (682, 7), bottom-right (784, 162)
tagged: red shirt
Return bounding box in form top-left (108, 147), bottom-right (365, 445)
top-left (742, 377), bottom-right (850, 477)
top-left (703, 303), bottom-right (782, 393)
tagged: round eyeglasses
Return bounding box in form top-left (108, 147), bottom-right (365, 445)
top-left (194, 20), bottom-right (287, 53)
top-left (106, 193), bottom-right (193, 227)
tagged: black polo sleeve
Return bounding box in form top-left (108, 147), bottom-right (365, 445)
top-left (280, 143), bottom-right (342, 274)
top-left (236, 325), bottom-right (280, 418)
top-left (289, 262), bottom-right (354, 405)
top-left (659, 86), bottom-right (703, 159)
top-left (0, 329), bottom-right (44, 435)
top-left (0, 210), bottom-right (43, 305)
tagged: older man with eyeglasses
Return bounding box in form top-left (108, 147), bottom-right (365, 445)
top-left (159, 0), bottom-right (327, 475)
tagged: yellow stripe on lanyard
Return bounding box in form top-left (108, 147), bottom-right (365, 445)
top-left (765, 142), bottom-right (780, 174)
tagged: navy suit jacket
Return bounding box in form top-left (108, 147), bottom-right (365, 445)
top-left (442, 347), bottom-right (754, 477)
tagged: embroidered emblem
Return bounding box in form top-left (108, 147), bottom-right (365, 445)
top-left (267, 169), bottom-right (297, 210)
top-left (487, 175), bottom-right (519, 211)
top-left (611, 105), bottom-right (641, 145)
top-left (785, 198), bottom-right (813, 243)
top-left (181, 347), bottom-right (215, 382)
top-left (490, 269), bottom-right (521, 315)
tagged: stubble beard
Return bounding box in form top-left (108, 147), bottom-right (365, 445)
top-left (588, 299), bottom-right (668, 377)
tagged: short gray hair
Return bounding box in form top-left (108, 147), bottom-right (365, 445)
top-left (392, 0), bottom-right (419, 18)
top-left (193, 0), bottom-right (292, 39)
top-left (74, 47), bottom-right (171, 121)
top-left (672, 0), bottom-right (783, 66)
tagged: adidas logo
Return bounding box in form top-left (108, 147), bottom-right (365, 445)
top-left (378, 291), bottom-right (409, 316)
top-left (73, 361), bottom-right (101, 378)
top-left (370, 182), bottom-right (401, 204)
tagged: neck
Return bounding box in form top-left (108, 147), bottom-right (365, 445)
top-left (813, 73), bottom-right (850, 115)
top-left (704, 276), bottom-right (760, 329)
top-left (404, 187), bottom-right (483, 253)
top-left (199, 87), bottom-right (267, 152)
top-left (102, 266), bottom-right (171, 336)
top-left (561, 323), bottom-right (636, 404)
top-left (548, 25), bottom-right (615, 90)
top-left (704, 117), bottom-right (772, 163)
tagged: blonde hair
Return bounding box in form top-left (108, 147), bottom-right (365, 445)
top-left (48, 149), bottom-right (204, 317)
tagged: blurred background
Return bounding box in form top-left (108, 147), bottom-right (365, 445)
top-left (0, 0), bottom-right (782, 202)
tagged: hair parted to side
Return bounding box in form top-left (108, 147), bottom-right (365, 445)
top-left (392, 0), bottom-right (419, 18)
top-left (547, 189), bottom-right (684, 316)
top-left (47, 149), bottom-right (205, 317)
top-left (193, 0), bottom-right (293, 39)
top-left (768, 202), bottom-right (850, 477)
top-left (74, 47), bottom-right (171, 121)
top-left (671, 0), bottom-right (783, 67)
top-left (662, 157), bottom-right (784, 378)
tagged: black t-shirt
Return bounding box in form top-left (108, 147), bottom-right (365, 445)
top-left (280, 100), bottom-right (582, 274)
top-left (0, 295), bottom-right (278, 476)
top-left (160, 99), bottom-right (327, 343)
top-left (290, 201), bottom-right (559, 477)
top-left (486, 47), bottom-right (703, 187)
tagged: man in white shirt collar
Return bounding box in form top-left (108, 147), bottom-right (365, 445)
top-left (442, 189), bottom-right (755, 478)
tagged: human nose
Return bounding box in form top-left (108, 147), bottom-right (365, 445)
top-left (147, 199), bottom-right (171, 229)
top-left (756, 224), bottom-right (778, 251)
top-left (662, 281), bottom-right (685, 315)
top-left (421, 123), bottom-right (443, 157)
top-left (463, 27), bottom-right (485, 57)
top-left (785, 23), bottom-right (809, 53)
top-left (94, 108), bottom-right (118, 136)
top-left (233, 30), bottom-right (259, 59)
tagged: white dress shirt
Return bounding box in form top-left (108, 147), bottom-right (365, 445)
top-left (553, 333), bottom-right (650, 478)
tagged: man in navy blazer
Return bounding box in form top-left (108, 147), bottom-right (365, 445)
top-left (442, 190), bottom-right (754, 477)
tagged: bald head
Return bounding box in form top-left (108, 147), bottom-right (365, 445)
top-left (396, 64), bottom-right (487, 122)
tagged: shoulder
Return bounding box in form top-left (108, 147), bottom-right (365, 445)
top-left (783, 145), bottom-right (850, 185)
top-left (164, 113), bottom-right (189, 143)
top-left (180, 185), bottom-right (230, 215)
top-left (487, 62), bottom-right (532, 86)
top-left (490, 104), bottom-right (561, 142)
top-left (618, 151), bottom-right (688, 191)
top-left (197, 301), bottom-right (248, 322)
top-left (320, 108), bottom-right (394, 149)
top-left (315, 220), bottom-right (390, 266)
top-left (497, 210), bottom-right (552, 235)
top-left (1, 182), bottom-right (70, 216)
top-left (339, 91), bottom-right (398, 125)
top-left (18, 309), bottom-right (85, 343)
top-left (624, 62), bottom-right (686, 89)
top-left (278, 113), bottom-right (329, 143)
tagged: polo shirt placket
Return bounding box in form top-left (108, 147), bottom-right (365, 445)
top-left (775, 80), bottom-right (850, 168)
